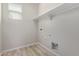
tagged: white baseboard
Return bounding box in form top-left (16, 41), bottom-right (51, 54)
top-left (2, 42), bottom-right (61, 56)
top-left (38, 42), bottom-right (61, 56)
top-left (2, 42), bottom-right (38, 52)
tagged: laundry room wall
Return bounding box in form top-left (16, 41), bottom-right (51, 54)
top-left (38, 7), bottom-right (79, 56)
top-left (2, 3), bottom-right (39, 50)
top-left (38, 3), bottom-right (63, 15)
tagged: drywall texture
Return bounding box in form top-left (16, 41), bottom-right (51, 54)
top-left (0, 3), bottom-right (1, 50)
top-left (39, 3), bottom-right (63, 15)
top-left (38, 7), bottom-right (79, 56)
top-left (2, 3), bottom-right (38, 50)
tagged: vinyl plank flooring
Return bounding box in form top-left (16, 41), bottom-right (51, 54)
top-left (0, 44), bottom-right (55, 56)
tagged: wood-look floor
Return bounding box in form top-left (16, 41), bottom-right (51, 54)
top-left (0, 44), bottom-right (55, 56)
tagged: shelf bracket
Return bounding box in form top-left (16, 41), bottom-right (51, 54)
top-left (48, 14), bottom-right (55, 20)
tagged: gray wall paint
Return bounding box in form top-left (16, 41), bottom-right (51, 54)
top-left (38, 7), bottom-right (79, 56)
top-left (2, 3), bottom-right (38, 50)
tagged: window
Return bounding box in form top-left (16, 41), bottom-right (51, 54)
top-left (8, 12), bottom-right (22, 20)
top-left (8, 4), bottom-right (22, 20)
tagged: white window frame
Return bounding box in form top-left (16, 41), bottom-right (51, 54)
top-left (8, 4), bottom-right (22, 20)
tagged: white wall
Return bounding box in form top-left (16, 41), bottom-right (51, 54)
top-left (38, 7), bottom-right (79, 56)
top-left (2, 3), bottom-right (38, 50)
top-left (0, 3), bottom-right (2, 50)
top-left (2, 3), bottom-right (79, 56)
top-left (39, 3), bottom-right (63, 15)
